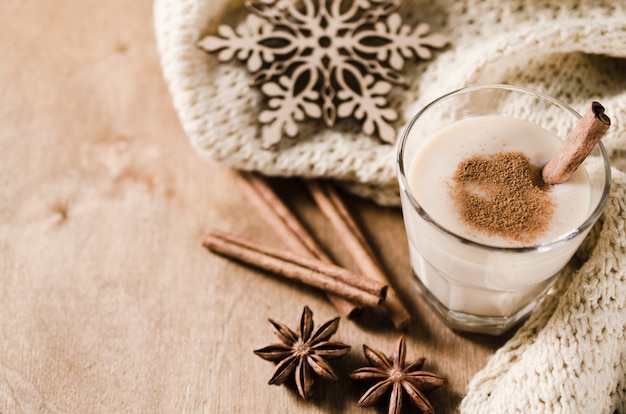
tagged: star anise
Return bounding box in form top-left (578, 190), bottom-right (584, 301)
top-left (253, 306), bottom-right (351, 399)
top-left (350, 336), bottom-right (446, 414)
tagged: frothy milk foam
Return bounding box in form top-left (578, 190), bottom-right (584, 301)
top-left (404, 115), bottom-right (591, 317)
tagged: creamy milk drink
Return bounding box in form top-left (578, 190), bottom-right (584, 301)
top-left (402, 115), bottom-right (591, 328)
top-left (408, 116), bottom-right (591, 248)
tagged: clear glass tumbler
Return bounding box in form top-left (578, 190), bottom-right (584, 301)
top-left (396, 84), bottom-right (611, 335)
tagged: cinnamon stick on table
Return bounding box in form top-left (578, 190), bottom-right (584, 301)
top-left (235, 171), bottom-right (360, 317)
top-left (306, 180), bottom-right (412, 330)
top-left (542, 101), bottom-right (611, 185)
top-left (203, 230), bottom-right (388, 309)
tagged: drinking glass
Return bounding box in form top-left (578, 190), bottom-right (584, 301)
top-left (396, 84), bottom-right (611, 335)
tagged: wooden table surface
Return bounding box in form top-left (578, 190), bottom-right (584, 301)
top-left (0, 1), bottom-right (510, 412)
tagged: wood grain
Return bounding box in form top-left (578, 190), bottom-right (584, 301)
top-left (0, 0), bottom-right (507, 412)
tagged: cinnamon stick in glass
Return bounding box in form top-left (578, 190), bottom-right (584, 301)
top-left (542, 101), bottom-right (611, 185)
top-left (306, 180), bottom-right (412, 330)
top-left (203, 230), bottom-right (387, 308)
top-left (235, 171), bottom-right (360, 317)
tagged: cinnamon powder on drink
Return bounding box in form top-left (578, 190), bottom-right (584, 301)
top-left (450, 151), bottom-right (554, 244)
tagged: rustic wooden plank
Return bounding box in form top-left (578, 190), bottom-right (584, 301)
top-left (0, 0), bottom-right (506, 412)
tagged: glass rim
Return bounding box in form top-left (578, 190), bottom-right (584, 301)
top-left (396, 84), bottom-right (612, 253)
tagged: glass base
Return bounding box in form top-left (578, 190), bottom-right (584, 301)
top-left (412, 271), bottom-right (538, 335)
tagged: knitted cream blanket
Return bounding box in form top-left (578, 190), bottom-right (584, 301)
top-left (154, 0), bottom-right (626, 411)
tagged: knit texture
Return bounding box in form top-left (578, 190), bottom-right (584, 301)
top-left (154, 0), bottom-right (626, 411)
top-left (153, 0), bottom-right (626, 205)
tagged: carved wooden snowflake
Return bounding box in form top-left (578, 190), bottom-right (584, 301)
top-left (198, 0), bottom-right (449, 148)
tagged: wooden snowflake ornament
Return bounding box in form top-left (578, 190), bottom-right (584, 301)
top-left (198, 0), bottom-right (449, 148)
